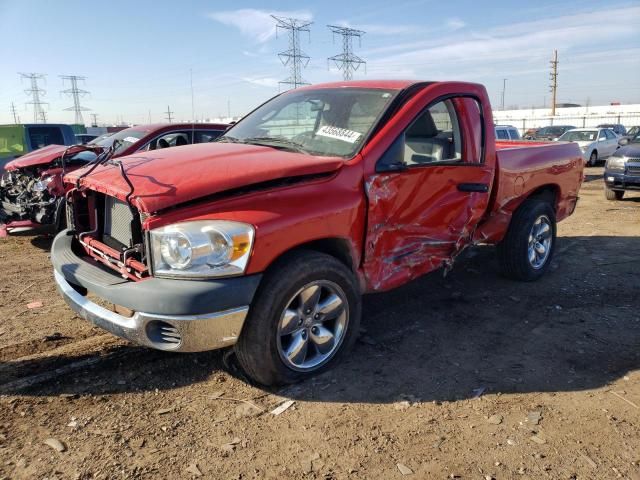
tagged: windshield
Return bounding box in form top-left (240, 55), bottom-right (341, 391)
top-left (627, 126), bottom-right (639, 137)
top-left (94, 129), bottom-right (146, 155)
top-left (538, 126), bottom-right (571, 136)
top-left (559, 130), bottom-right (597, 142)
top-left (87, 133), bottom-right (113, 145)
top-left (221, 88), bottom-right (397, 158)
top-left (70, 129), bottom-right (146, 163)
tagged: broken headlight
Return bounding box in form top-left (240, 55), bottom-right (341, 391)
top-left (150, 220), bottom-right (254, 278)
top-left (32, 176), bottom-right (54, 192)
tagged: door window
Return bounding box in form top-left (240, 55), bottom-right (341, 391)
top-left (403, 100), bottom-right (462, 166)
top-left (604, 130), bottom-right (616, 140)
top-left (147, 131), bottom-right (190, 150)
top-left (598, 130), bottom-right (607, 140)
top-left (195, 130), bottom-right (224, 143)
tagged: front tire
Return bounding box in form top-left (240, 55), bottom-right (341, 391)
top-left (605, 188), bottom-right (624, 201)
top-left (587, 151), bottom-right (597, 167)
top-left (497, 199), bottom-right (556, 281)
top-left (235, 250), bottom-right (361, 386)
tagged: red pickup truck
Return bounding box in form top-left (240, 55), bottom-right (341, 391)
top-left (52, 80), bottom-right (583, 386)
top-left (0, 123), bottom-right (227, 235)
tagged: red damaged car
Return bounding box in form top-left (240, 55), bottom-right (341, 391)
top-left (52, 80), bottom-right (583, 385)
top-left (0, 123), bottom-right (227, 235)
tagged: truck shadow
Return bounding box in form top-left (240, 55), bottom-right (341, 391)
top-left (2, 235), bottom-right (639, 403)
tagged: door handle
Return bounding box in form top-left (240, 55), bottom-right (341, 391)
top-left (457, 183), bottom-right (489, 193)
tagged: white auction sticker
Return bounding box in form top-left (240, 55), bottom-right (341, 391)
top-left (123, 136), bottom-right (140, 143)
top-left (316, 125), bottom-right (362, 144)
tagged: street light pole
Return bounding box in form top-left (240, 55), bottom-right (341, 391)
top-left (501, 78), bottom-right (507, 110)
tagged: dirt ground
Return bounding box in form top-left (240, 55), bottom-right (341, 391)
top-left (0, 167), bottom-right (638, 480)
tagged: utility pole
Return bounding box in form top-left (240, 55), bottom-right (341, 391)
top-left (165, 105), bottom-right (174, 123)
top-left (327, 25), bottom-right (366, 81)
top-left (272, 15), bottom-right (312, 90)
top-left (90, 113), bottom-right (98, 127)
top-left (10, 102), bottom-right (20, 124)
top-left (500, 78), bottom-right (507, 110)
top-left (549, 50), bottom-right (558, 116)
top-left (60, 75), bottom-right (90, 125)
top-left (19, 72), bottom-right (48, 123)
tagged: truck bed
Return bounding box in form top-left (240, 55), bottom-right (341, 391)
top-left (475, 140), bottom-right (583, 243)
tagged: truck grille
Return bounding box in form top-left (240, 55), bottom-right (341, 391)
top-left (104, 196), bottom-right (135, 248)
top-left (627, 164), bottom-right (640, 174)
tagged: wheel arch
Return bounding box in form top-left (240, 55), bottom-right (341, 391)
top-left (526, 184), bottom-right (560, 212)
top-left (259, 237), bottom-right (365, 292)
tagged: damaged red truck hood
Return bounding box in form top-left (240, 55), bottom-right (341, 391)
top-left (5, 144), bottom-right (100, 171)
top-left (65, 142), bottom-right (345, 213)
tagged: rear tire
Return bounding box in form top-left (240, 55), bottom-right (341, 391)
top-left (587, 151), bottom-right (597, 167)
top-left (497, 199), bottom-right (556, 282)
top-left (235, 250), bottom-right (361, 386)
top-left (605, 188), bottom-right (624, 201)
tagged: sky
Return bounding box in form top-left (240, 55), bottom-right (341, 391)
top-left (0, 0), bottom-right (639, 125)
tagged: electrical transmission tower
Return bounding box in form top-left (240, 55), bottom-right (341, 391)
top-left (19, 73), bottom-right (48, 123)
top-left (90, 113), bottom-right (99, 127)
top-left (327, 25), bottom-right (366, 81)
top-left (10, 102), bottom-right (20, 124)
top-left (549, 50), bottom-right (558, 116)
top-left (272, 15), bottom-right (312, 90)
top-left (60, 75), bottom-right (90, 125)
top-left (165, 105), bottom-right (174, 123)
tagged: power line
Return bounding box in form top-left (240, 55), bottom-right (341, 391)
top-left (549, 50), bottom-right (559, 116)
top-left (272, 15), bottom-right (312, 90)
top-left (60, 75), bottom-right (90, 125)
top-left (19, 73), bottom-right (48, 123)
top-left (165, 105), bottom-right (174, 123)
top-left (10, 102), bottom-right (20, 124)
top-left (327, 25), bottom-right (366, 81)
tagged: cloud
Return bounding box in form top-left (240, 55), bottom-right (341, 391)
top-left (331, 19), bottom-right (420, 36)
top-left (242, 76), bottom-right (280, 88)
top-left (208, 9), bottom-right (312, 43)
top-left (366, 5), bottom-right (640, 69)
top-left (446, 18), bottom-right (466, 30)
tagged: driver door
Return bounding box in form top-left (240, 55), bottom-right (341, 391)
top-left (363, 96), bottom-right (494, 291)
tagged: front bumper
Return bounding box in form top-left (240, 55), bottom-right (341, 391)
top-left (604, 168), bottom-right (640, 191)
top-left (52, 231), bottom-right (261, 352)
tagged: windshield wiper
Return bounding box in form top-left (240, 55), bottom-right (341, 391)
top-left (240, 136), bottom-right (310, 154)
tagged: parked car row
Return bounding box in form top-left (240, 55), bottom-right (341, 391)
top-left (497, 122), bottom-right (640, 169)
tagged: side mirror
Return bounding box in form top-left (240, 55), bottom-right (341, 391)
top-left (618, 137), bottom-right (629, 146)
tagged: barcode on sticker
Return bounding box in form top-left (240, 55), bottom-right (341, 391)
top-left (316, 125), bottom-right (362, 143)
